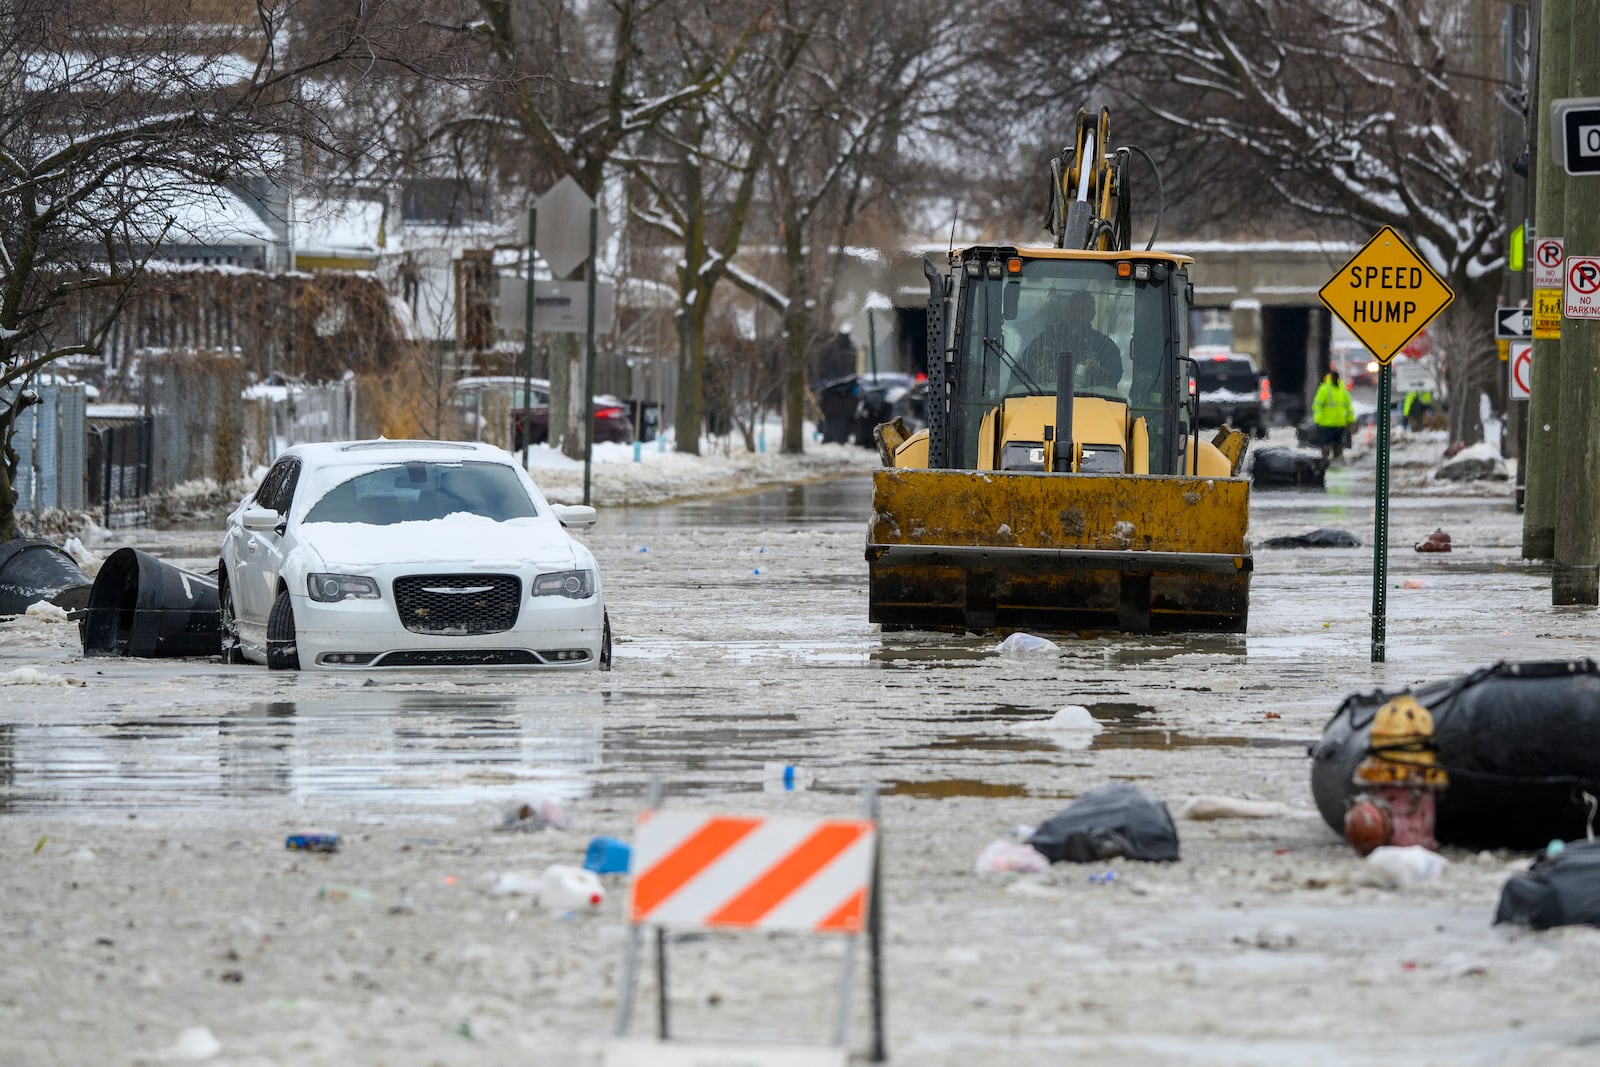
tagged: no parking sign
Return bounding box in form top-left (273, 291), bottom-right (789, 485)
top-left (1510, 342), bottom-right (1533, 400)
top-left (1568, 257), bottom-right (1600, 319)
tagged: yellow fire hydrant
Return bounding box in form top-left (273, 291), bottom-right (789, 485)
top-left (1344, 694), bottom-right (1449, 855)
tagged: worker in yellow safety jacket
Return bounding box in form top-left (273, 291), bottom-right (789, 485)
top-left (1313, 370), bottom-right (1356, 461)
top-left (1403, 389), bottom-right (1433, 432)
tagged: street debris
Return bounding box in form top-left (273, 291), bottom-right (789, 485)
top-left (974, 840), bottom-right (1050, 874)
top-left (1496, 838), bottom-right (1600, 930)
top-left (1179, 795), bottom-right (1291, 820)
top-left (1027, 783), bottom-right (1180, 863)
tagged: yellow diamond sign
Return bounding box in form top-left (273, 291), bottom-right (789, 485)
top-left (1318, 226), bottom-right (1454, 365)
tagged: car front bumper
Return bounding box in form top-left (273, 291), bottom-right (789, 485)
top-left (287, 590), bottom-right (605, 670)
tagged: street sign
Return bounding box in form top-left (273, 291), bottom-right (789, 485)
top-left (1319, 226), bottom-right (1455, 364)
top-left (1534, 288), bottom-right (1563, 338)
top-left (1567, 256), bottom-right (1600, 319)
top-left (1534, 237), bottom-right (1565, 288)
top-left (519, 177), bottom-right (615, 277)
top-left (1495, 307), bottom-right (1532, 339)
top-left (1510, 342), bottom-right (1533, 400)
top-left (1553, 98), bottom-right (1600, 177)
top-left (499, 277), bottom-right (616, 333)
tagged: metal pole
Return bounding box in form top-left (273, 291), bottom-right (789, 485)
top-left (655, 928), bottom-right (669, 1039)
top-left (582, 207), bottom-right (599, 507)
top-left (522, 208), bottom-right (537, 469)
top-left (868, 308), bottom-right (878, 379)
top-left (1371, 362), bottom-right (1392, 663)
top-left (866, 784), bottom-right (886, 1063)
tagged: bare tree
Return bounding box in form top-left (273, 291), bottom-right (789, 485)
top-left (729, 0), bottom-right (964, 453)
top-left (988, 0), bottom-right (1508, 438)
top-left (472, 0), bottom-right (758, 458)
top-left (0, 0), bottom-right (435, 540)
top-left (625, 0), bottom-right (809, 455)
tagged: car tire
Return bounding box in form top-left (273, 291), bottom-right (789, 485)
top-left (219, 572), bottom-right (246, 665)
top-left (599, 611), bottom-right (613, 672)
top-left (266, 589), bottom-right (300, 671)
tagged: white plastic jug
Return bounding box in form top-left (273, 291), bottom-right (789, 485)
top-left (540, 864), bottom-right (605, 911)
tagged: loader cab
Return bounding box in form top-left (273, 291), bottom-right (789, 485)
top-left (939, 246), bottom-right (1194, 475)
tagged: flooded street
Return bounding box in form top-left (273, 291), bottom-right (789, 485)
top-left (6, 455), bottom-right (1600, 1065)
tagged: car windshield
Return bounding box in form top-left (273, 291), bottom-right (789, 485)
top-left (302, 461), bottom-right (539, 526)
top-left (1195, 360), bottom-right (1257, 393)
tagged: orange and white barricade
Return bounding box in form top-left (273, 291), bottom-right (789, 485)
top-left (607, 792), bottom-right (885, 1066)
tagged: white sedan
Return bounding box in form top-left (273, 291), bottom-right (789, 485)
top-left (218, 439), bottom-right (610, 671)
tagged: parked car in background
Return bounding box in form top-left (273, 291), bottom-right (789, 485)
top-left (218, 439), bottom-right (610, 671)
top-left (1193, 352), bottom-right (1271, 438)
top-left (453, 376), bottom-right (635, 448)
top-left (814, 371), bottom-right (927, 447)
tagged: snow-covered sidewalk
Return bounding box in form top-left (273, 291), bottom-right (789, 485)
top-left (516, 432), bottom-right (882, 506)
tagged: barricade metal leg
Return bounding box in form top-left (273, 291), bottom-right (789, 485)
top-left (614, 925), bottom-right (643, 1037)
top-left (656, 928), bottom-right (670, 1039)
top-left (865, 785), bottom-right (887, 1062)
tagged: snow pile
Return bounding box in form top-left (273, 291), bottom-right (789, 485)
top-left (519, 433), bottom-right (880, 506)
top-left (1434, 442), bottom-right (1509, 482)
top-left (24, 601), bottom-right (70, 624)
top-left (0, 667), bottom-right (82, 686)
top-left (63, 536), bottom-right (103, 577)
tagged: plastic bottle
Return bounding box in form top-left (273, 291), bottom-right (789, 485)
top-left (763, 761), bottom-right (814, 792)
top-left (540, 864), bottom-right (605, 911)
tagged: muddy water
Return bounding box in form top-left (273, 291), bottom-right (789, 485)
top-left (2, 466), bottom-right (1576, 820)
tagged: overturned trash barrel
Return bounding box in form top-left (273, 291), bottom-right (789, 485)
top-left (79, 548), bottom-right (221, 658)
top-left (0, 538), bottom-right (95, 617)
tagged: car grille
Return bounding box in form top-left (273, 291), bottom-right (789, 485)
top-left (392, 574), bottom-right (521, 635)
top-left (378, 648), bottom-right (538, 667)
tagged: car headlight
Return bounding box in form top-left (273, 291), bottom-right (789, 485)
top-left (531, 569), bottom-right (595, 599)
top-left (306, 573), bottom-right (381, 603)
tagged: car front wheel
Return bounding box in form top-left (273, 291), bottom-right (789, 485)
top-left (599, 611), bottom-right (613, 671)
top-left (266, 589), bottom-right (300, 670)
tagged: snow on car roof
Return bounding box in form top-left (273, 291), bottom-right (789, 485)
top-left (284, 439), bottom-right (515, 467)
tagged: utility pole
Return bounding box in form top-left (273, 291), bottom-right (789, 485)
top-left (1552, 0), bottom-right (1600, 604)
top-left (1524, 0), bottom-right (1569, 560)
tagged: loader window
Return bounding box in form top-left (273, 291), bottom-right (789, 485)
top-left (950, 257), bottom-right (1176, 470)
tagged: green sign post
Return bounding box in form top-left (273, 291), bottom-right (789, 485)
top-left (1317, 226), bottom-right (1454, 663)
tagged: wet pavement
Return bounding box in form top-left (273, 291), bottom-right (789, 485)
top-left (10, 444), bottom-right (1600, 1066)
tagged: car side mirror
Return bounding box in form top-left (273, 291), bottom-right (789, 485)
top-left (242, 506), bottom-right (283, 533)
top-left (552, 504), bottom-right (597, 530)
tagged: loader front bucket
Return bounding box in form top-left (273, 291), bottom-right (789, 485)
top-left (867, 468), bottom-right (1251, 634)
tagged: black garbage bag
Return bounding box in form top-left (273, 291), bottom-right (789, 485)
top-left (1262, 528), bottom-right (1361, 549)
top-left (1495, 838), bottom-right (1600, 930)
top-left (1251, 447), bottom-right (1326, 489)
top-left (0, 538), bottom-right (94, 616)
top-left (1027, 783), bottom-right (1181, 863)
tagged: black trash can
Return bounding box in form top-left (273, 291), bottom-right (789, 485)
top-left (0, 538), bottom-right (95, 616)
top-left (79, 547), bottom-right (221, 658)
top-left (627, 400), bottom-right (661, 442)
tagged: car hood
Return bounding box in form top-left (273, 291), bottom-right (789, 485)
top-left (296, 514), bottom-right (583, 570)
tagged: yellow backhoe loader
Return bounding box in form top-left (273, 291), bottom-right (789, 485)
top-left (868, 108), bottom-right (1251, 634)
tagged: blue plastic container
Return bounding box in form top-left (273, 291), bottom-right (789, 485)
top-left (584, 835), bottom-right (632, 874)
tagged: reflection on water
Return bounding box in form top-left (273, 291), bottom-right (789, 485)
top-left (0, 694), bottom-right (605, 814)
top-left (607, 477), bottom-right (873, 531)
